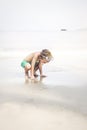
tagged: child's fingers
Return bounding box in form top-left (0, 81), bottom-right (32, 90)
top-left (40, 75), bottom-right (47, 77)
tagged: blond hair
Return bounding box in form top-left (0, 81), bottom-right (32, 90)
top-left (40, 49), bottom-right (53, 61)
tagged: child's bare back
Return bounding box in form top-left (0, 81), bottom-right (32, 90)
top-left (24, 52), bottom-right (40, 63)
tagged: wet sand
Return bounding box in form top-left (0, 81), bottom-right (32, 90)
top-left (0, 58), bottom-right (87, 130)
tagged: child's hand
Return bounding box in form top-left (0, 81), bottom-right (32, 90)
top-left (40, 75), bottom-right (47, 78)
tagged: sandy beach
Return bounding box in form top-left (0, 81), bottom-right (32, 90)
top-left (0, 0), bottom-right (87, 128)
top-left (0, 56), bottom-right (87, 130)
top-left (0, 30), bottom-right (87, 130)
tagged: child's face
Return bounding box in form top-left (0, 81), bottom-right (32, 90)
top-left (40, 58), bottom-right (48, 64)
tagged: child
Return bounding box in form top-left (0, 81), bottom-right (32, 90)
top-left (21, 49), bottom-right (53, 80)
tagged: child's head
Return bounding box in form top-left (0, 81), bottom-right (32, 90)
top-left (39, 49), bottom-right (53, 63)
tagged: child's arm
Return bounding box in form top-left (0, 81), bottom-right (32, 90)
top-left (38, 62), bottom-right (46, 77)
top-left (30, 54), bottom-right (38, 79)
top-left (38, 62), bottom-right (43, 76)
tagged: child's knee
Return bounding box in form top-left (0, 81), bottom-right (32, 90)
top-left (26, 63), bottom-right (31, 69)
top-left (25, 64), bottom-right (31, 71)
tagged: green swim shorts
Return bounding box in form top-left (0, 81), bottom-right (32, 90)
top-left (21, 60), bottom-right (40, 68)
top-left (21, 60), bottom-right (30, 68)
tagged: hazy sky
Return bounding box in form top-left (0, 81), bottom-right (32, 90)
top-left (0, 0), bottom-right (87, 31)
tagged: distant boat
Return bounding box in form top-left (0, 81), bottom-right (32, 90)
top-left (60, 29), bottom-right (67, 31)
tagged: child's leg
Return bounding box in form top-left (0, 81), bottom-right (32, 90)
top-left (24, 64), bottom-right (31, 79)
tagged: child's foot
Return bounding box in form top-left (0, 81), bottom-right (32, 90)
top-left (25, 75), bottom-right (29, 81)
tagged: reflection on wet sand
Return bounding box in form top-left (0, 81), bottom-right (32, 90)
top-left (25, 76), bottom-right (45, 84)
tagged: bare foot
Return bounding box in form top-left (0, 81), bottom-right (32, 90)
top-left (30, 76), bottom-right (35, 80)
top-left (25, 75), bottom-right (29, 81)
